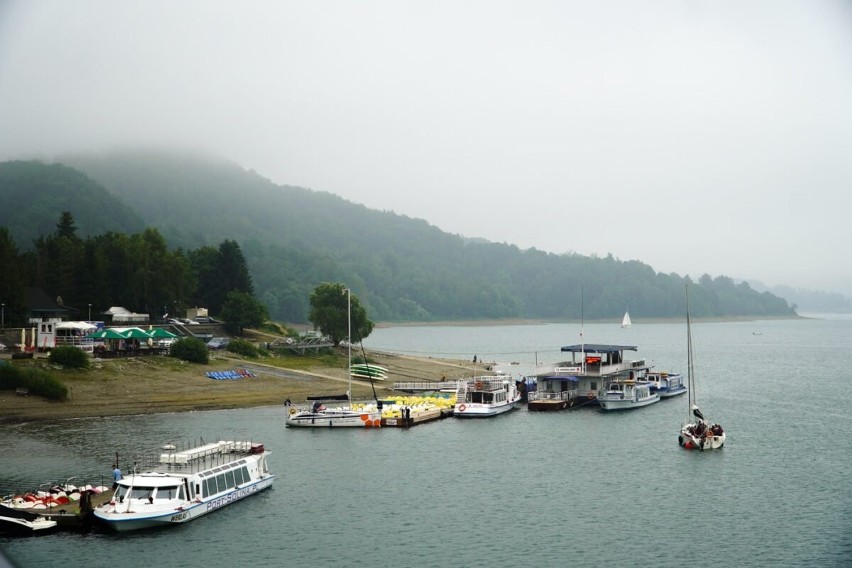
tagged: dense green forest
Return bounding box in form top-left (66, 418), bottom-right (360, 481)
top-left (0, 154), bottom-right (797, 323)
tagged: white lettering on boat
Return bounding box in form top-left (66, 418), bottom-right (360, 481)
top-left (205, 483), bottom-right (260, 511)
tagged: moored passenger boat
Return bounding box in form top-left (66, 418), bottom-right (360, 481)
top-left (94, 440), bottom-right (274, 531)
top-left (454, 375), bottom-right (521, 418)
top-left (597, 379), bottom-right (660, 411)
top-left (644, 371), bottom-right (687, 398)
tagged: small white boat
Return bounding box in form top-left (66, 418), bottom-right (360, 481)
top-left (598, 379), bottom-right (660, 411)
top-left (454, 376), bottom-right (521, 418)
top-left (644, 371), bottom-right (687, 398)
top-left (94, 440), bottom-right (275, 531)
top-left (286, 402), bottom-right (382, 428)
top-left (621, 311), bottom-right (632, 328)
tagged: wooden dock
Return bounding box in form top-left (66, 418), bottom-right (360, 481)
top-left (381, 406), bottom-right (454, 427)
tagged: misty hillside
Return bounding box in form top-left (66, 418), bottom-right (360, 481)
top-left (0, 160), bottom-right (145, 246)
top-left (3, 153), bottom-right (796, 322)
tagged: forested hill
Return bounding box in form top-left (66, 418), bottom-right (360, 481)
top-left (4, 153), bottom-right (795, 322)
top-left (0, 161), bottom-right (145, 246)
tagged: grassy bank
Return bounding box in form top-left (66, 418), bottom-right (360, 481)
top-left (0, 348), bottom-right (472, 423)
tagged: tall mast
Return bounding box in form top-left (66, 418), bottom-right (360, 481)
top-left (580, 287), bottom-right (586, 373)
top-left (345, 287), bottom-right (352, 404)
top-left (685, 284), bottom-right (695, 422)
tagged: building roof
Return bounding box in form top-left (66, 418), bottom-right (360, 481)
top-left (560, 343), bottom-right (638, 353)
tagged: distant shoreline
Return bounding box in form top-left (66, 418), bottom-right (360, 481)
top-left (373, 314), bottom-right (807, 328)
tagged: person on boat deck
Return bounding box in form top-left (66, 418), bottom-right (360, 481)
top-left (312, 401), bottom-right (326, 413)
top-left (112, 465), bottom-right (122, 489)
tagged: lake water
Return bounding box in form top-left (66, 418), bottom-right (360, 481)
top-left (2, 316), bottom-right (851, 567)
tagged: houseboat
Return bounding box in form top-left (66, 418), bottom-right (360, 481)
top-left (454, 375), bottom-right (521, 418)
top-left (527, 344), bottom-right (646, 410)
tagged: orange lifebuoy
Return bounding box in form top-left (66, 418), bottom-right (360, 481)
top-left (474, 381), bottom-right (483, 389)
top-left (587, 391), bottom-right (595, 399)
top-left (458, 404), bottom-right (467, 412)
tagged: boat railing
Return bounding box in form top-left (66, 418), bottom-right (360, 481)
top-left (119, 440), bottom-right (256, 474)
top-left (393, 381), bottom-right (459, 392)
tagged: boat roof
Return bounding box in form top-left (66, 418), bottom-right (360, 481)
top-left (560, 344), bottom-right (638, 353)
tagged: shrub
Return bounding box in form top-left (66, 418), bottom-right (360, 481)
top-left (0, 364), bottom-right (68, 401)
top-left (226, 339), bottom-right (258, 358)
top-left (49, 345), bottom-right (90, 369)
top-left (170, 337), bottom-right (209, 364)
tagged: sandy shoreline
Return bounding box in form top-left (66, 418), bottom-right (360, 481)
top-left (0, 349), bottom-right (473, 423)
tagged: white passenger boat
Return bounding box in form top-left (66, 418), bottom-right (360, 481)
top-left (286, 402), bottom-right (382, 428)
top-left (644, 371), bottom-right (687, 398)
top-left (597, 379), bottom-right (660, 411)
top-left (94, 440), bottom-right (275, 531)
top-left (454, 375), bottom-right (521, 418)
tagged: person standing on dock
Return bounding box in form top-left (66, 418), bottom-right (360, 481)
top-left (112, 464), bottom-right (122, 489)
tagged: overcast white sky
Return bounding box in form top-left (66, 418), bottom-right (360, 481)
top-left (2, 1), bottom-right (851, 295)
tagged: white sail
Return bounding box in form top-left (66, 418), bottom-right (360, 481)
top-left (621, 311), bottom-right (631, 328)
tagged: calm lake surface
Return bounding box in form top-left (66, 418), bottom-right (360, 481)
top-left (2, 316), bottom-right (851, 567)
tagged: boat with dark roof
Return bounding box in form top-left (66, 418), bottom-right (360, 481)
top-left (527, 344), bottom-right (647, 410)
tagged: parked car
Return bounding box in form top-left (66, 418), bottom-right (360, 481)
top-left (181, 318), bottom-right (200, 325)
top-left (207, 337), bottom-right (230, 350)
top-left (195, 317), bottom-right (214, 323)
top-left (158, 337), bottom-right (178, 348)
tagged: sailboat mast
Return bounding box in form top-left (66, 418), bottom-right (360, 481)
top-left (580, 287), bottom-right (586, 374)
top-left (346, 287), bottom-right (352, 404)
top-left (685, 284), bottom-right (695, 422)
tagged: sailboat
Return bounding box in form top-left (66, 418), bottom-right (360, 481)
top-left (286, 288), bottom-right (383, 428)
top-left (678, 286), bottom-right (726, 450)
top-left (621, 311), bottom-right (631, 328)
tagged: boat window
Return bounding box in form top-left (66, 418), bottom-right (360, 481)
top-left (225, 470), bottom-right (236, 489)
top-left (178, 485), bottom-right (186, 500)
top-left (237, 459), bottom-right (247, 465)
top-left (216, 474), bottom-right (227, 493)
top-left (205, 478), bottom-right (216, 497)
top-left (232, 467), bottom-right (243, 485)
top-left (158, 486), bottom-right (180, 500)
top-left (114, 485), bottom-right (129, 500)
top-left (591, 381), bottom-right (597, 390)
top-left (241, 466), bottom-right (250, 482)
top-left (130, 487), bottom-right (155, 500)
top-left (212, 467), bottom-right (223, 473)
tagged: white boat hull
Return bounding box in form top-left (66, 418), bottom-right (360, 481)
top-left (286, 409), bottom-right (382, 428)
top-left (454, 400), bottom-right (519, 418)
top-left (598, 393), bottom-right (660, 411)
top-left (95, 476), bottom-right (274, 531)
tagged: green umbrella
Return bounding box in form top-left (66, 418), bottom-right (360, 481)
top-left (120, 327), bottom-right (151, 339)
top-left (86, 329), bottom-right (128, 340)
top-left (147, 328), bottom-right (178, 339)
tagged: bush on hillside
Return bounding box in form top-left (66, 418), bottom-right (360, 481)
top-left (170, 338), bottom-right (209, 364)
top-left (0, 363), bottom-right (69, 401)
top-left (226, 339), bottom-right (258, 358)
top-left (49, 345), bottom-right (90, 369)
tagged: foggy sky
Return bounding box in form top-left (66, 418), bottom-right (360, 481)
top-left (2, 1), bottom-right (851, 295)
